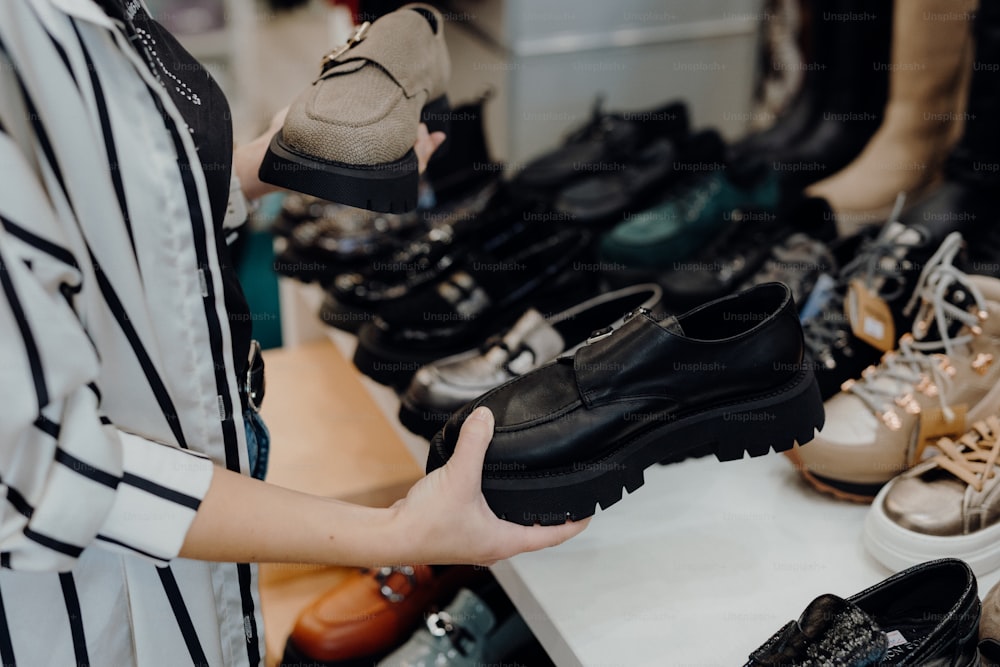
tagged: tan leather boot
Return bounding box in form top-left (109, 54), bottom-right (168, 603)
top-left (807, 0), bottom-right (976, 235)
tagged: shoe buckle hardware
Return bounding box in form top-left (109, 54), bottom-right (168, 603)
top-left (973, 352), bottom-right (994, 376)
top-left (935, 354), bottom-right (957, 378)
top-left (916, 374), bottom-right (939, 397)
top-left (971, 309), bottom-right (990, 336)
top-left (426, 610), bottom-right (473, 656)
top-left (624, 307), bottom-right (652, 323)
top-left (586, 326), bottom-right (614, 345)
top-left (427, 611), bottom-right (455, 637)
top-left (374, 565), bottom-right (416, 603)
top-left (320, 21), bottom-right (371, 71)
top-left (895, 393), bottom-right (921, 415)
top-left (878, 409), bottom-right (903, 431)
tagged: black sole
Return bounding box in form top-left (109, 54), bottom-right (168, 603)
top-left (351, 330), bottom-right (443, 389)
top-left (808, 471), bottom-right (887, 500)
top-left (259, 96), bottom-right (450, 214)
top-left (318, 295), bottom-right (375, 334)
top-left (398, 396), bottom-right (451, 440)
top-left (428, 368), bottom-right (825, 526)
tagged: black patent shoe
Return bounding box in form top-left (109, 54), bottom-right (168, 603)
top-left (426, 282), bottom-right (824, 525)
top-left (512, 98), bottom-right (688, 195)
top-left (326, 178), bottom-right (507, 317)
top-left (353, 228), bottom-right (594, 388)
top-left (552, 137), bottom-right (677, 226)
top-left (746, 559), bottom-right (980, 667)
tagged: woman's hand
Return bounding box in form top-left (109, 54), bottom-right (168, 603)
top-left (386, 407), bottom-right (589, 566)
top-left (234, 108), bottom-right (446, 202)
top-left (180, 406), bottom-right (587, 568)
top-left (414, 123), bottom-right (446, 174)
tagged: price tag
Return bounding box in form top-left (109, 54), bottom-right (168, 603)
top-left (846, 279), bottom-right (896, 352)
top-left (911, 404), bottom-right (967, 464)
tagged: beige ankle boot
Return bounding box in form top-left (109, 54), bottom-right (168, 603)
top-left (807, 0), bottom-right (976, 235)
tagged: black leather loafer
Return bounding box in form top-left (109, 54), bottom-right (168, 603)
top-left (426, 282), bottom-right (824, 525)
top-left (513, 99), bottom-right (689, 195)
top-left (353, 228), bottom-right (594, 387)
top-left (746, 559), bottom-right (980, 667)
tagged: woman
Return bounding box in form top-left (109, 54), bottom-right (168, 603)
top-left (0, 1), bottom-right (586, 664)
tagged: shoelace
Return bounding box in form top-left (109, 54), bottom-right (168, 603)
top-left (759, 234), bottom-right (830, 281)
top-left (929, 416), bottom-right (1000, 492)
top-left (803, 195), bottom-right (913, 366)
top-left (843, 233), bottom-right (987, 427)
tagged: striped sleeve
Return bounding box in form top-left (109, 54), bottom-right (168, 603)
top-left (0, 128), bottom-right (214, 572)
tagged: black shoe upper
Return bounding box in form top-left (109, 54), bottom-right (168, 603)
top-left (746, 559), bottom-right (980, 667)
top-left (330, 177), bottom-right (503, 306)
top-left (431, 282), bottom-right (805, 473)
top-left (731, 0), bottom-right (892, 190)
top-left (513, 99), bottom-right (688, 194)
top-left (658, 197), bottom-right (836, 312)
top-left (361, 226), bottom-right (593, 356)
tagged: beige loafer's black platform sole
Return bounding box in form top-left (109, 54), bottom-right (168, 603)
top-left (260, 95), bottom-right (450, 214)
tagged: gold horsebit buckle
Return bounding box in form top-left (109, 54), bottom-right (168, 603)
top-left (320, 21), bottom-right (371, 72)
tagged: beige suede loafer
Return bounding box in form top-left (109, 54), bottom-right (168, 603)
top-left (260, 4), bottom-right (450, 213)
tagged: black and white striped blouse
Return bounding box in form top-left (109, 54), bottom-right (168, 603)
top-left (0, 0), bottom-right (264, 664)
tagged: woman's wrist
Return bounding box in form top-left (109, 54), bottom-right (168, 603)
top-left (233, 133), bottom-right (279, 202)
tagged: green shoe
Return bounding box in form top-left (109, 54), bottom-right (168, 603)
top-left (600, 163), bottom-right (781, 269)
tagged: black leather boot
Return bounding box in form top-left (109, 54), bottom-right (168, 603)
top-left (731, 0), bottom-right (892, 191)
top-left (902, 0), bottom-right (1000, 271)
top-left (768, 0), bottom-right (893, 191)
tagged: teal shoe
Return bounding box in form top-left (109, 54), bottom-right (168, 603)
top-left (600, 163), bottom-right (781, 269)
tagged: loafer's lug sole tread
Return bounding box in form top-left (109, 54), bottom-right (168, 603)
top-left (259, 97), bottom-right (450, 214)
top-left (428, 368), bottom-right (825, 526)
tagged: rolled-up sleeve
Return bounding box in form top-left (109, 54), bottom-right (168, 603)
top-left (0, 131), bottom-right (214, 572)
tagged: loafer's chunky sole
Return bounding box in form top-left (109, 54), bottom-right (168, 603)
top-left (398, 396), bottom-right (451, 440)
top-left (428, 367), bottom-right (825, 525)
top-left (260, 96), bottom-right (450, 214)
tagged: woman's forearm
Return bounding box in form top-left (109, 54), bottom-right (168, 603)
top-left (233, 132), bottom-right (281, 202)
top-left (179, 467), bottom-right (402, 567)
top-left (177, 409), bottom-right (588, 567)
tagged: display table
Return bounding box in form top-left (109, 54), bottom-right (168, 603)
top-left (320, 328), bottom-right (1000, 666)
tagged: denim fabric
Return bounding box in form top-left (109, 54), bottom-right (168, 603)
top-left (243, 409), bottom-right (270, 481)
